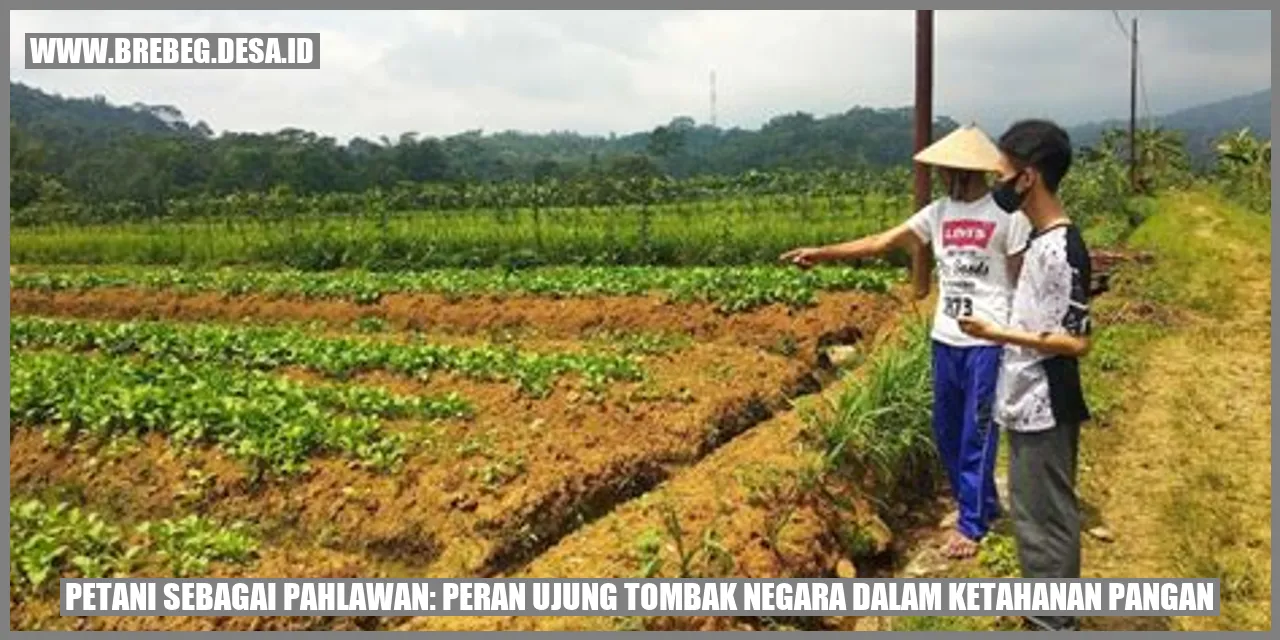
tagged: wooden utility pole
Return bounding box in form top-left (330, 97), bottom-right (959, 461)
top-left (914, 10), bottom-right (934, 211)
top-left (1129, 16), bottom-right (1138, 191)
top-left (910, 10), bottom-right (935, 301)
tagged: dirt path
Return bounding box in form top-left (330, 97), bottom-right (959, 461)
top-left (1080, 193), bottom-right (1271, 631)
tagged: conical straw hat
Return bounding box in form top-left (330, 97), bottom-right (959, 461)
top-left (912, 124), bottom-right (1002, 172)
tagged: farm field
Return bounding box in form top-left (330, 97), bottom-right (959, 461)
top-left (11, 111), bottom-right (1262, 630)
top-left (8, 261), bottom-right (908, 631)
top-left (9, 26), bottom-right (1271, 631)
top-left (10, 193), bottom-right (906, 270)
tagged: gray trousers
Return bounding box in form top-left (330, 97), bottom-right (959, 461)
top-left (1009, 420), bottom-right (1082, 631)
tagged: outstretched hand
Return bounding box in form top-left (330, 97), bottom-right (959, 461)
top-left (779, 247), bottom-right (821, 270)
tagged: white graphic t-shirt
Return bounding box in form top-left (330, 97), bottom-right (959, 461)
top-left (907, 194), bottom-right (1032, 348)
top-left (994, 222), bottom-right (1093, 432)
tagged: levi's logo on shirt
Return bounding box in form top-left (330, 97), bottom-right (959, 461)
top-left (941, 219), bottom-right (996, 249)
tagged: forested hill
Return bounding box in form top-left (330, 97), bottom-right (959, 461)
top-left (10, 81), bottom-right (210, 139)
top-left (1068, 89), bottom-right (1271, 165)
top-left (9, 81), bottom-right (956, 206)
top-left (10, 80), bottom-right (1269, 207)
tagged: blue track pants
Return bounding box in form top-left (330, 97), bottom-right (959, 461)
top-left (931, 340), bottom-right (1003, 541)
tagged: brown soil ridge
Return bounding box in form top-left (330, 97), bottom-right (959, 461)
top-left (13, 542), bottom-right (390, 631)
top-left (9, 341), bottom-right (809, 572)
top-left (10, 287), bottom-right (900, 357)
top-left (10, 330), bottom-right (903, 633)
top-left (10, 288), bottom-right (904, 632)
top-left (397, 309), bottom-right (924, 632)
top-left (11, 304), bottom-right (896, 634)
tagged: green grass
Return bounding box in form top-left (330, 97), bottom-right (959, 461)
top-left (1080, 322), bottom-right (1166, 426)
top-left (1125, 192), bottom-right (1270, 317)
top-left (977, 532), bottom-right (1020, 577)
top-left (1080, 196), bottom-right (1158, 248)
top-left (802, 321), bottom-right (936, 502)
top-left (1079, 191), bottom-right (1269, 423)
top-left (1138, 193), bottom-right (1270, 631)
top-left (1079, 190), bottom-right (1272, 631)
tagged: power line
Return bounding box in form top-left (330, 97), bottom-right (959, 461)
top-left (1138, 50), bottom-right (1155, 129)
top-left (1108, 11), bottom-right (1153, 129)
top-left (1135, 11), bottom-right (1154, 128)
top-left (1110, 10), bottom-right (1131, 40)
top-left (1127, 14), bottom-right (1138, 190)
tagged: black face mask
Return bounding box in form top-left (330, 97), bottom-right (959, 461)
top-left (991, 171), bottom-right (1027, 213)
top-left (946, 172), bottom-right (969, 199)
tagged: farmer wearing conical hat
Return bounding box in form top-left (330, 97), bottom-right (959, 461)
top-left (780, 124), bottom-right (1030, 559)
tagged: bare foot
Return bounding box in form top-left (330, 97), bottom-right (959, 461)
top-left (941, 531), bottom-right (979, 559)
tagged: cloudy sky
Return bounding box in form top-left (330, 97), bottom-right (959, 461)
top-left (9, 10), bottom-right (1271, 142)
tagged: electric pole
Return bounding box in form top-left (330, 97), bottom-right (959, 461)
top-left (1129, 16), bottom-right (1138, 192)
top-left (910, 10), bottom-right (935, 301)
top-left (914, 10), bottom-right (934, 211)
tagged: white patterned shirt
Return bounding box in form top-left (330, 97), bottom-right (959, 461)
top-left (995, 222), bottom-right (1092, 432)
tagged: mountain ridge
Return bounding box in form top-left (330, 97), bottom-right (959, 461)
top-left (13, 81), bottom-right (1270, 156)
top-left (8, 81), bottom-right (1270, 206)
top-left (1066, 89), bottom-right (1270, 162)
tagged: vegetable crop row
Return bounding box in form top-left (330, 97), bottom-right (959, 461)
top-left (12, 264), bottom-right (899, 313)
top-left (12, 316), bottom-right (645, 396)
top-left (11, 194), bottom-right (905, 271)
top-left (10, 499), bottom-right (257, 599)
top-left (14, 168), bottom-right (914, 228)
top-left (11, 351), bottom-right (422, 476)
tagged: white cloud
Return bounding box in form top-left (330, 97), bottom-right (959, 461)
top-left (10, 10), bottom-right (1271, 142)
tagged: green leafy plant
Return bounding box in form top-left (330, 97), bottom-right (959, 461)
top-left (9, 499), bottom-right (131, 596)
top-left (469, 454), bottom-right (527, 492)
top-left (353, 315), bottom-right (388, 334)
top-left (135, 516), bottom-right (258, 577)
top-left (10, 350), bottom-right (414, 477)
top-left (977, 533), bottom-right (1019, 577)
top-left (12, 264), bottom-right (899, 314)
top-left (634, 528), bottom-right (665, 578)
top-left (1214, 128), bottom-right (1271, 213)
top-left (12, 315), bottom-right (643, 397)
top-left (10, 499), bottom-right (259, 600)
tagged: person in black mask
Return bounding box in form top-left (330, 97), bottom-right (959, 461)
top-left (781, 125), bottom-right (1031, 560)
top-left (957, 119), bottom-right (1090, 632)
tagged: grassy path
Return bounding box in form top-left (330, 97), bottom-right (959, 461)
top-left (1080, 191), bottom-right (1271, 631)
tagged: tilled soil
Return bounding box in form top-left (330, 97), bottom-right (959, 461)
top-left (397, 310), bottom-right (917, 632)
top-left (10, 290), bottom-right (904, 631)
top-left (10, 287), bottom-right (898, 356)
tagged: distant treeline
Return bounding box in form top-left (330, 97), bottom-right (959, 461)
top-left (9, 81), bottom-right (956, 210)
